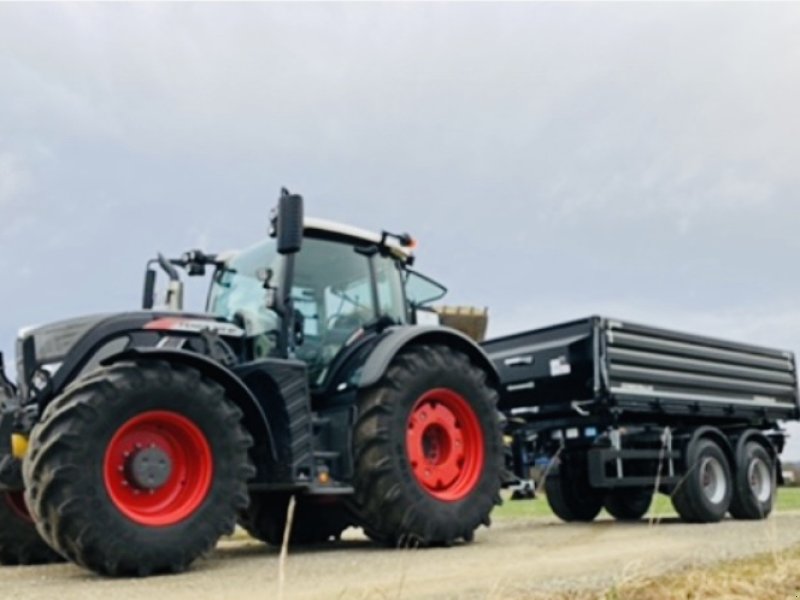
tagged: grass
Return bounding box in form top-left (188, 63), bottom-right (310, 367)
top-left (563, 545), bottom-right (800, 600)
top-left (493, 485), bottom-right (800, 521)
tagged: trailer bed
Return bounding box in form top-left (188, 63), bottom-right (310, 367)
top-left (482, 316), bottom-right (799, 425)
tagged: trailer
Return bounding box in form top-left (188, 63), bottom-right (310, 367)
top-left (484, 316), bottom-right (800, 523)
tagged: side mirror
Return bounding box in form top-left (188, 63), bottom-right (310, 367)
top-left (142, 268), bottom-right (157, 309)
top-left (276, 188), bottom-right (304, 255)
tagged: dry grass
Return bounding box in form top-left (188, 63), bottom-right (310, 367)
top-left (516, 545), bottom-right (800, 600)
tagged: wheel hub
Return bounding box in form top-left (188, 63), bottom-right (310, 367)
top-left (103, 410), bottom-right (213, 527)
top-left (406, 388), bottom-right (484, 502)
top-left (748, 458), bottom-right (771, 503)
top-left (128, 446), bottom-right (173, 490)
top-left (700, 456), bottom-right (727, 505)
top-left (3, 491), bottom-right (33, 523)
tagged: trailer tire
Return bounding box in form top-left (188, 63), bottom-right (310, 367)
top-left (603, 488), bottom-right (653, 521)
top-left (23, 360), bottom-right (254, 576)
top-left (729, 442), bottom-right (775, 520)
top-left (0, 491), bottom-right (63, 565)
top-left (352, 344), bottom-right (503, 547)
top-left (545, 455), bottom-right (604, 522)
top-left (239, 493), bottom-right (350, 545)
top-left (671, 437), bottom-right (732, 523)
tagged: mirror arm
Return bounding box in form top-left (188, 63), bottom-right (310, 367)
top-left (142, 266), bottom-right (157, 310)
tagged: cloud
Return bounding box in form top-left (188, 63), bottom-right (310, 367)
top-left (0, 152), bottom-right (31, 208)
top-left (0, 3), bottom-right (799, 456)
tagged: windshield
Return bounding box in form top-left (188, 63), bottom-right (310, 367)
top-left (208, 240), bottom-right (280, 322)
top-left (207, 235), bottom-right (407, 386)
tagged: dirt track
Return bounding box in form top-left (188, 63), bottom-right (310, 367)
top-left (4, 512), bottom-right (800, 599)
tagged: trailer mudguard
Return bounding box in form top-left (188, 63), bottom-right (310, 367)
top-left (357, 325), bottom-right (500, 389)
top-left (734, 429), bottom-right (776, 459)
top-left (682, 426), bottom-right (735, 467)
top-left (102, 347), bottom-right (278, 462)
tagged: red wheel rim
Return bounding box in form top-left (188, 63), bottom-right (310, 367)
top-left (406, 388), bottom-right (485, 502)
top-left (4, 491), bottom-right (33, 523)
top-left (103, 411), bottom-right (213, 527)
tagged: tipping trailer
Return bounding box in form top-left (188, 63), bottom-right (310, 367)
top-left (484, 316), bottom-right (800, 523)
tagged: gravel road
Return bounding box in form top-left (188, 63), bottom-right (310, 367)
top-left (4, 512), bottom-right (800, 599)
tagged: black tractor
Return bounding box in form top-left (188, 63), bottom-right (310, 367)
top-left (0, 190), bottom-right (503, 576)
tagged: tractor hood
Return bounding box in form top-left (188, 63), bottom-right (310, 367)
top-left (14, 312), bottom-right (245, 402)
top-left (15, 313), bottom-right (113, 398)
top-left (17, 314), bottom-right (112, 366)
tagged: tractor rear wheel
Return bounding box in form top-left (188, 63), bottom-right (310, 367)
top-left (238, 493), bottom-right (350, 546)
top-left (23, 361), bottom-right (253, 576)
top-left (352, 344), bottom-right (503, 547)
top-left (0, 490), bottom-right (63, 565)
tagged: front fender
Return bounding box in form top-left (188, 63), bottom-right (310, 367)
top-left (102, 348), bottom-right (277, 462)
top-left (357, 326), bottom-right (499, 389)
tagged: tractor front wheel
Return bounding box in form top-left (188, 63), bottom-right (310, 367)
top-left (352, 344), bottom-right (503, 547)
top-left (23, 361), bottom-right (253, 576)
top-left (0, 490), bottom-right (63, 565)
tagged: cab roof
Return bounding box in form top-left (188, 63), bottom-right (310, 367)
top-left (303, 217), bottom-right (413, 260)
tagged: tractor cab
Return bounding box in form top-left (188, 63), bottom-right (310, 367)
top-left (207, 218), bottom-right (423, 385)
top-left (142, 200), bottom-right (450, 391)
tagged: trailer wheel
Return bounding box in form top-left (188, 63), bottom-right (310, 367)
top-left (729, 442), bottom-right (775, 520)
top-left (603, 488), bottom-right (653, 521)
top-left (23, 361), bottom-right (253, 576)
top-left (544, 455), bottom-right (603, 522)
top-left (238, 493), bottom-right (350, 545)
top-left (671, 438), bottom-right (732, 523)
top-left (352, 344), bottom-right (503, 547)
top-left (0, 491), bottom-right (63, 565)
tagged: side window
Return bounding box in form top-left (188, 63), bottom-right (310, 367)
top-left (292, 287), bottom-right (320, 338)
top-left (405, 270), bottom-right (447, 307)
top-left (375, 258), bottom-right (407, 324)
top-left (324, 278), bottom-right (373, 331)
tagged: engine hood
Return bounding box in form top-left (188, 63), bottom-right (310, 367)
top-left (17, 314), bottom-right (112, 365)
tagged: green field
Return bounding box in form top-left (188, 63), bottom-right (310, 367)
top-left (494, 485), bottom-right (800, 520)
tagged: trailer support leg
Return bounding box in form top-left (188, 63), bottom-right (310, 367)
top-left (610, 428), bottom-right (623, 478)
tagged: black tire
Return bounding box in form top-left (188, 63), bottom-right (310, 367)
top-left (352, 344), bottom-right (503, 547)
top-left (23, 360), bottom-right (254, 576)
top-left (0, 386), bottom-right (63, 565)
top-left (544, 454), bottom-right (604, 522)
top-left (671, 437), bottom-right (732, 523)
top-left (729, 442), bottom-right (775, 520)
top-left (239, 493), bottom-right (350, 546)
top-left (603, 488), bottom-right (653, 521)
top-left (0, 491), bottom-right (63, 565)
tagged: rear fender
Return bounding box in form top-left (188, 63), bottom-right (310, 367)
top-left (357, 326), bottom-right (500, 389)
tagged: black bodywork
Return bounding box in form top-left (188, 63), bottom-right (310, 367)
top-left (483, 316), bottom-right (800, 490)
top-left (0, 189), bottom-right (500, 498)
top-left (0, 309), bottom-right (497, 494)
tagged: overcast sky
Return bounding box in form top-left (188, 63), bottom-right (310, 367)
top-left (2, 3), bottom-right (800, 457)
